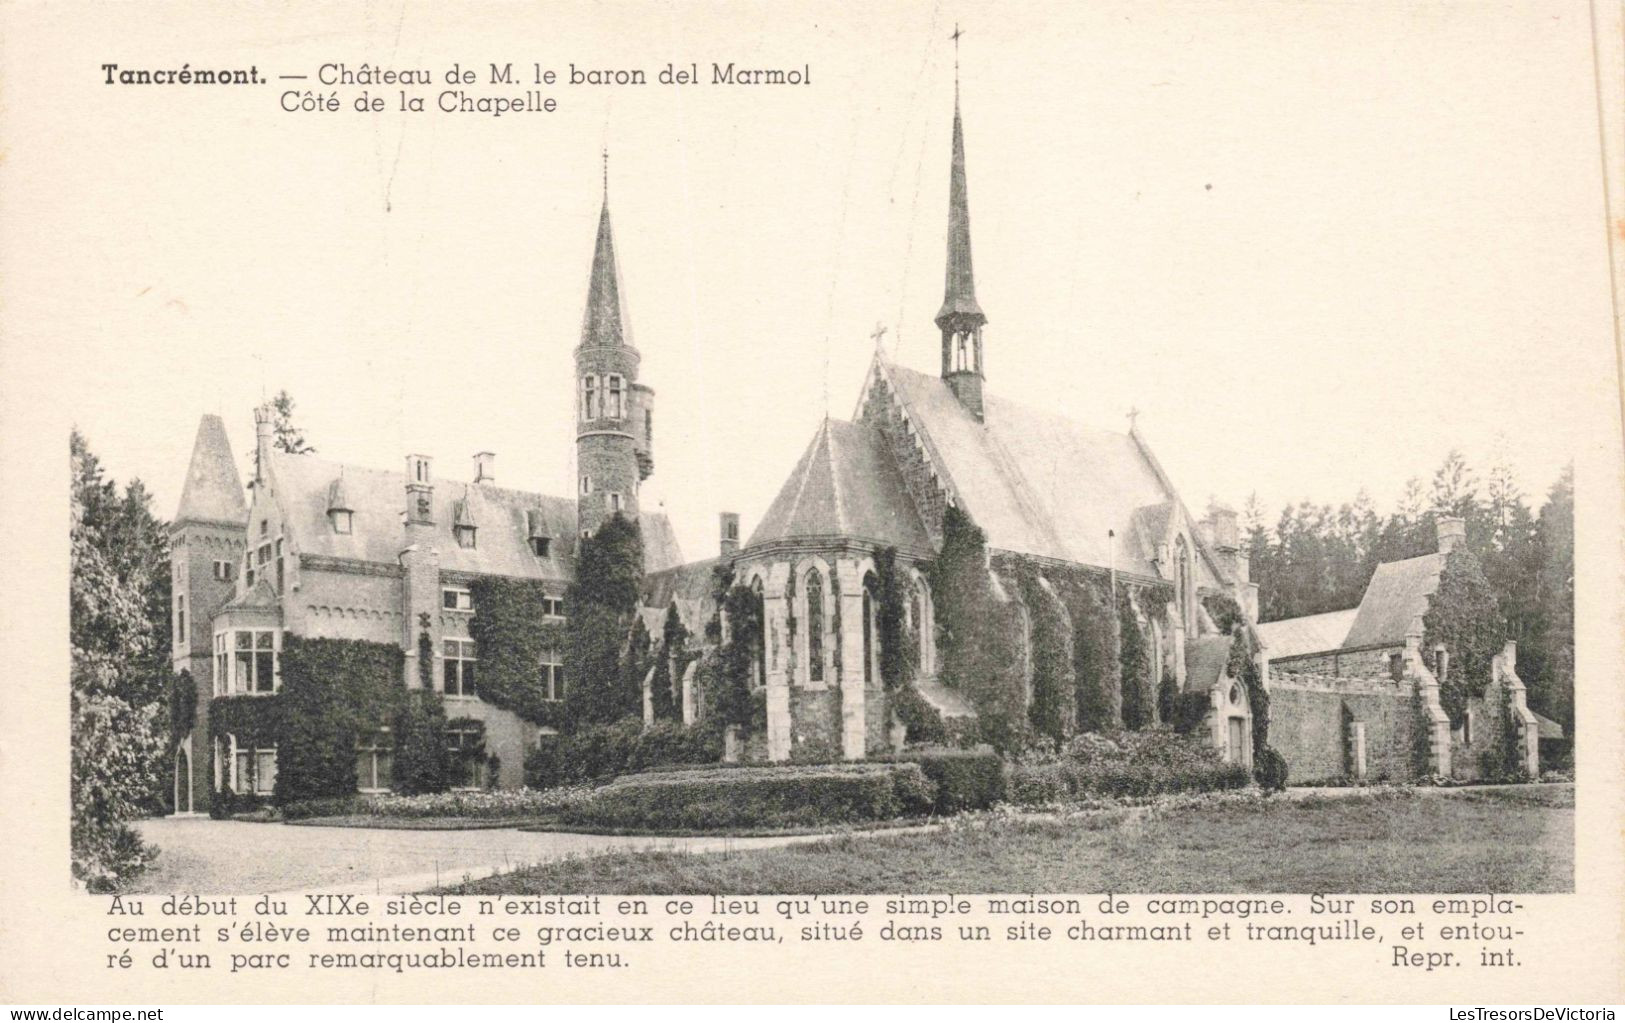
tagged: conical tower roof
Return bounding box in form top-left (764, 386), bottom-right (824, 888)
top-left (935, 92), bottom-right (985, 328)
top-left (174, 414), bottom-right (247, 526)
top-left (579, 198), bottom-right (634, 349)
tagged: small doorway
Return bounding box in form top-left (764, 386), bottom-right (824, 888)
top-left (1226, 717), bottom-right (1246, 765)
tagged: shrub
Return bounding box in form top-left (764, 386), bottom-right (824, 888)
top-left (788, 735), bottom-right (842, 764)
top-left (523, 719), bottom-right (720, 788)
top-left (560, 762), bottom-right (936, 831)
top-left (1253, 745), bottom-right (1289, 793)
top-left (285, 788), bottom-right (591, 821)
top-left (897, 748), bottom-right (1005, 814)
top-left (1006, 729), bottom-right (1251, 804)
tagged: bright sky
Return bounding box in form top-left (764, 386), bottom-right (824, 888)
top-left (6, 1), bottom-right (1616, 562)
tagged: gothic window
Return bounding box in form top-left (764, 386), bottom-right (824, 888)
top-left (805, 568), bottom-right (824, 683)
top-left (176, 595), bottom-right (186, 644)
top-left (581, 375), bottom-right (600, 420)
top-left (750, 577), bottom-right (765, 690)
top-left (1175, 535), bottom-right (1191, 626)
top-left (606, 374), bottom-right (625, 419)
top-left (862, 572), bottom-right (879, 685)
top-left (275, 538), bottom-right (284, 592)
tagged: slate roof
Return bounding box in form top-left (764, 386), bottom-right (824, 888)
top-left (580, 199), bottom-right (633, 350)
top-left (642, 557), bottom-right (722, 634)
top-left (266, 452), bottom-right (683, 581)
top-left (936, 95), bottom-right (985, 327)
top-left (1532, 712), bottom-right (1565, 740)
top-left (1340, 553), bottom-right (1442, 649)
top-left (877, 360), bottom-right (1207, 581)
top-left (1257, 608), bottom-right (1359, 661)
top-left (1184, 635), bottom-right (1235, 694)
top-left (174, 415), bottom-right (248, 526)
top-left (746, 418), bottom-right (932, 553)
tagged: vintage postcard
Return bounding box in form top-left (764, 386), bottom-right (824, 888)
top-left (1, 0), bottom-right (1622, 1007)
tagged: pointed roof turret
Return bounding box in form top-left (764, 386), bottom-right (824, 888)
top-left (174, 414), bottom-right (248, 526)
top-left (579, 154), bottom-right (634, 350)
top-left (935, 82), bottom-right (985, 329)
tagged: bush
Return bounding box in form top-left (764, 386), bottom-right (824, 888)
top-left (208, 789), bottom-right (273, 820)
top-left (523, 719), bottom-right (720, 788)
top-left (285, 788), bottom-right (591, 821)
top-left (1006, 729), bottom-right (1251, 804)
top-left (1253, 745), bottom-right (1289, 793)
top-left (897, 747), bottom-right (1005, 814)
top-left (560, 762), bottom-right (936, 831)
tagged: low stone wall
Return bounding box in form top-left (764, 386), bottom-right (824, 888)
top-left (1268, 671), bottom-right (1421, 784)
top-left (1273, 646), bottom-right (1398, 679)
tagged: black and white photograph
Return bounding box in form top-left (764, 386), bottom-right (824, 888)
top-left (3, 0), bottom-right (1622, 1007)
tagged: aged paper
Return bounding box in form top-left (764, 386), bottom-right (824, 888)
top-left (2, 0), bottom-right (1623, 1005)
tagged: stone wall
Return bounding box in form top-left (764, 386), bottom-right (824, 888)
top-left (1268, 671), bottom-right (1421, 784)
top-left (789, 687), bottom-right (842, 756)
top-left (1274, 646), bottom-right (1399, 679)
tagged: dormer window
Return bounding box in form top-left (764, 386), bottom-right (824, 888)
top-left (529, 536), bottom-right (551, 557)
top-left (331, 510), bottom-right (352, 534)
top-left (455, 525), bottom-right (477, 549)
top-left (326, 475), bottom-right (354, 535)
top-left (451, 493), bottom-right (477, 548)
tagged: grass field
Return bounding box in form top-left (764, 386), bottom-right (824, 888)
top-left (439, 785), bottom-right (1574, 895)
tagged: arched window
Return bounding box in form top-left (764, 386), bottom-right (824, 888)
top-left (784, 571), bottom-right (798, 678)
top-left (750, 577), bottom-right (766, 690)
top-left (805, 568), bottom-right (824, 683)
top-left (908, 569), bottom-right (935, 678)
top-left (581, 375), bottom-right (599, 420)
top-left (1174, 535), bottom-right (1191, 626)
top-left (862, 572), bottom-right (880, 685)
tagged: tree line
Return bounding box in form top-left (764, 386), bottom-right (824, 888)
top-left (1240, 449), bottom-right (1574, 733)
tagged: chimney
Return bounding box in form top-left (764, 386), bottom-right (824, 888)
top-left (405, 454), bottom-right (434, 527)
top-left (719, 511), bottom-right (740, 557)
top-left (473, 451), bottom-right (495, 484)
top-left (1437, 516), bottom-right (1466, 556)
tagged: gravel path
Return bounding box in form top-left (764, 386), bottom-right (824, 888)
top-left (131, 817), bottom-right (830, 895)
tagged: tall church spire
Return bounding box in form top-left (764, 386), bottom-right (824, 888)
top-left (936, 25), bottom-right (988, 421)
top-left (580, 152), bottom-right (633, 351)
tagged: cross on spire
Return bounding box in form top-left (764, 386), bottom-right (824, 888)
top-left (950, 23), bottom-right (963, 93)
top-left (870, 322), bottom-right (888, 350)
top-left (601, 147), bottom-right (609, 199)
top-left (1127, 406), bottom-right (1141, 432)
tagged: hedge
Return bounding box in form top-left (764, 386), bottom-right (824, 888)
top-left (559, 762), bottom-right (936, 831)
top-left (283, 787), bottom-right (592, 821)
top-left (1007, 729), bottom-right (1251, 803)
top-left (895, 748), bottom-right (1005, 814)
top-left (523, 718), bottom-right (721, 788)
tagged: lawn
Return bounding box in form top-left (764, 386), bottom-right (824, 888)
top-left (438, 785), bottom-right (1574, 895)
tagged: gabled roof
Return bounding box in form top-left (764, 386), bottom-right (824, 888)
top-left (642, 557), bottom-right (722, 634)
top-left (1257, 608), bottom-right (1359, 661)
top-left (745, 418), bottom-right (932, 553)
top-left (875, 360), bottom-right (1208, 581)
top-left (265, 452), bottom-right (683, 581)
top-left (1531, 711), bottom-right (1565, 740)
top-left (174, 414), bottom-right (247, 526)
top-left (1185, 635), bottom-right (1235, 694)
top-left (1341, 553), bottom-right (1442, 649)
